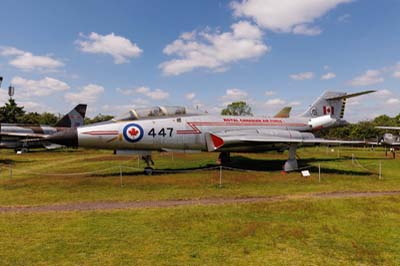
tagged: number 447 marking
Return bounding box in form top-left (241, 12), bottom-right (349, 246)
top-left (148, 128), bottom-right (173, 138)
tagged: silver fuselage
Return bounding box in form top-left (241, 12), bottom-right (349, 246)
top-left (77, 115), bottom-right (313, 152)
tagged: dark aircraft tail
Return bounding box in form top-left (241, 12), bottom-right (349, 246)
top-left (300, 90), bottom-right (375, 119)
top-left (55, 104), bottom-right (87, 128)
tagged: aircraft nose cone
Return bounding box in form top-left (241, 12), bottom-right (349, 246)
top-left (47, 128), bottom-right (78, 147)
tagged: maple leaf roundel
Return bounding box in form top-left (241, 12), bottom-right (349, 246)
top-left (123, 123), bottom-right (144, 143)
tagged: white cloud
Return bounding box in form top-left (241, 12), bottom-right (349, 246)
top-left (337, 14), bottom-right (351, 23)
top-left (321, 72), bottom-right (336, 80)
top-left (76, 32), bottom-right (143, 64)
top-left (145, 89), bottom-right (169, 100)
top-left (0, 88), bottom-right (8, 103)
top-left (386, 98), bottom-right (400, 105)
top-left (0, 46), bottom-right (64, 71)
top-left (231, 0), bottom-right (351, 35)
top-left (19, 100), bottom-right (53, 113)
top-left (132, 98), bottom-right (150, 106)
top-left (11, 76), bottom-right (69, 97)
top-left (393, 64), bottom-right (400, 78)
top-left (0, 47), bottom-right (24, 56)
top-left (185, 92), bottom-right (196, 100)
top-left (116, 86), bottom-right (169, 100)
top-left (160, 21), bottom-right (269, 76)
top-left (290, 72), bottom-right (314, 80)
top-left (65, 84), bottom-right (104, 103)
top-left (265, 90), bottom-right (276, 96)
top-left (102, 98), bottom-right (150, 114)
top-left (265, 98), bottom-right (285, 106)
top-left (375, 89), bottom-right (392, 97)
top-left (292, 24), bottom-right (321, 36)
top-left (350, 70), bottom-right (384, 86)
top-left (102, 104), bottom-right (133, 115)
top-left (221, 88), bottom-right (248, 102)
top-left (0, 82), bottom-right (53, 113)
top-left (347, 98), bottom-right (359, 106)
top-left (289, 101), bottom-right (301, 106)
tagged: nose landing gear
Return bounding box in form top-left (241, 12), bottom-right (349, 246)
top-left (142, 154), bottom-right (154, 175)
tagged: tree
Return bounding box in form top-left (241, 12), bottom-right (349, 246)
top-left (84, 114), bottom-right (114, 124)
top-left (221, 101), bottom-right (252, 116)
top-left (0, 98), bottom-right (25, 123)
top-left (20, 112), bottom-right (41, 124)
top-left (38, 112), bottom-right (58, 125)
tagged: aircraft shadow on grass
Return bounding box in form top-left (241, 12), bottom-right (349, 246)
top-left (92, 155), bottom-right (374, 177)
top-left (0, 159), bottom-right (33, 165)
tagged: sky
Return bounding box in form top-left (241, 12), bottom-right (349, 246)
top-left (0, 0), bottom-right (399, 121)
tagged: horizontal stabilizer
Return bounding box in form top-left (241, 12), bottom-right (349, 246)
top-left (325, 90), bottom-right (375, 101)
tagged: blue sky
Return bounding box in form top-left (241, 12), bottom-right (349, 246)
top-left (0, 0), bottom-right (399, 121)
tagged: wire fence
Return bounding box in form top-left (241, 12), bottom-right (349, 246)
top-left (0, 150), bottom-right (384, 187)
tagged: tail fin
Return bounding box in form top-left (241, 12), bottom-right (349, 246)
top-left (301, 90), bottom-right (375, 119)
top-left (55, 104), bottom-right (87, 128)
top-left (273, 106), bottom-right (292, 118)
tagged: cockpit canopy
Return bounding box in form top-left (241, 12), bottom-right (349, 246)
top-left (113, 106), bottom-right (187, 121)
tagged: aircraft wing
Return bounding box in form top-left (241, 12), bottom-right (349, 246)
top-left (366, 140), bottom-right (400, 146)
top-left (205, 131), bottom-right (364, 151)
top-left (376, 126), bottom-right (400, 130)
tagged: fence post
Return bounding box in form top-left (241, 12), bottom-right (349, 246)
top-left (379, 161), bottom-right (382, 180)
top-left (318, 163), bottom-right (321, 183)
top-left (219, 166), bottom-right (222, 188)
top-left (120, 164), bottom-right (123, 187)
top-left (9, 163), bottom-right (12, 179)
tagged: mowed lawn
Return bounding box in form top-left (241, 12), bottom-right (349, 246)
top-left (0, 147), bottom-right (398, 205)
top-left (0, 147), bottom-right (400, 265)
top-left (1, 197), bottom-right (400, 265)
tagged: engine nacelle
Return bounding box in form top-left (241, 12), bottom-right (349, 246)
top-left (308, 115), bottom-right (336, 129)
top-left (256, 129), bottom-right (315, 140)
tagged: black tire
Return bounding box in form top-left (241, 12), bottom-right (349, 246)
top-left (144, 167), bottom-right (153, 175)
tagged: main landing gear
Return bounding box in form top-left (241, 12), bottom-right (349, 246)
top-left (217, 151), bottom-right (231, 164)
top-left (385, 147), bottom-right (396, 159)
top-left (283, 144), bottom-right (298, 172)
top-left (142, 154), bottom-right (154, 175)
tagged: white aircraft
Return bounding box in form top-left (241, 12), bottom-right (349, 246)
top-left (47, 90), bottom-right (375, 174)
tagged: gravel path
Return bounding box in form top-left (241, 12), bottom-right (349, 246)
top-left (0, 190), bottom-right (399, 213)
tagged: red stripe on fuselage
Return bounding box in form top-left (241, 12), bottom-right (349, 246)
top-left (176, 121), bottom-right (307, 135)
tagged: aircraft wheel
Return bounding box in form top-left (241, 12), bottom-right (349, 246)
top-left (15, 148), bottom-right (29, 153)
top-left (144, 167), bottom-right (154, 176)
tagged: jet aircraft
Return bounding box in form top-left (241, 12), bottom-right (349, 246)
top-left (371, 126), bottom-right (400, 158)
top-left (0, 104), bottom-right (87, 152)
top-left (375, 126), bottom-right (400, 146)
top-left (47, 90), bottom-right (374, 173)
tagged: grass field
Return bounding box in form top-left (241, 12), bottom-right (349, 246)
top-left (0, 147), bottom-right (399, 265)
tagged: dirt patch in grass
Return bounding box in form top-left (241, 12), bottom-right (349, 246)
top-left (1, 190), bottom-right (399, 214)
top-left (82, 156), bottom-right (135, 162)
